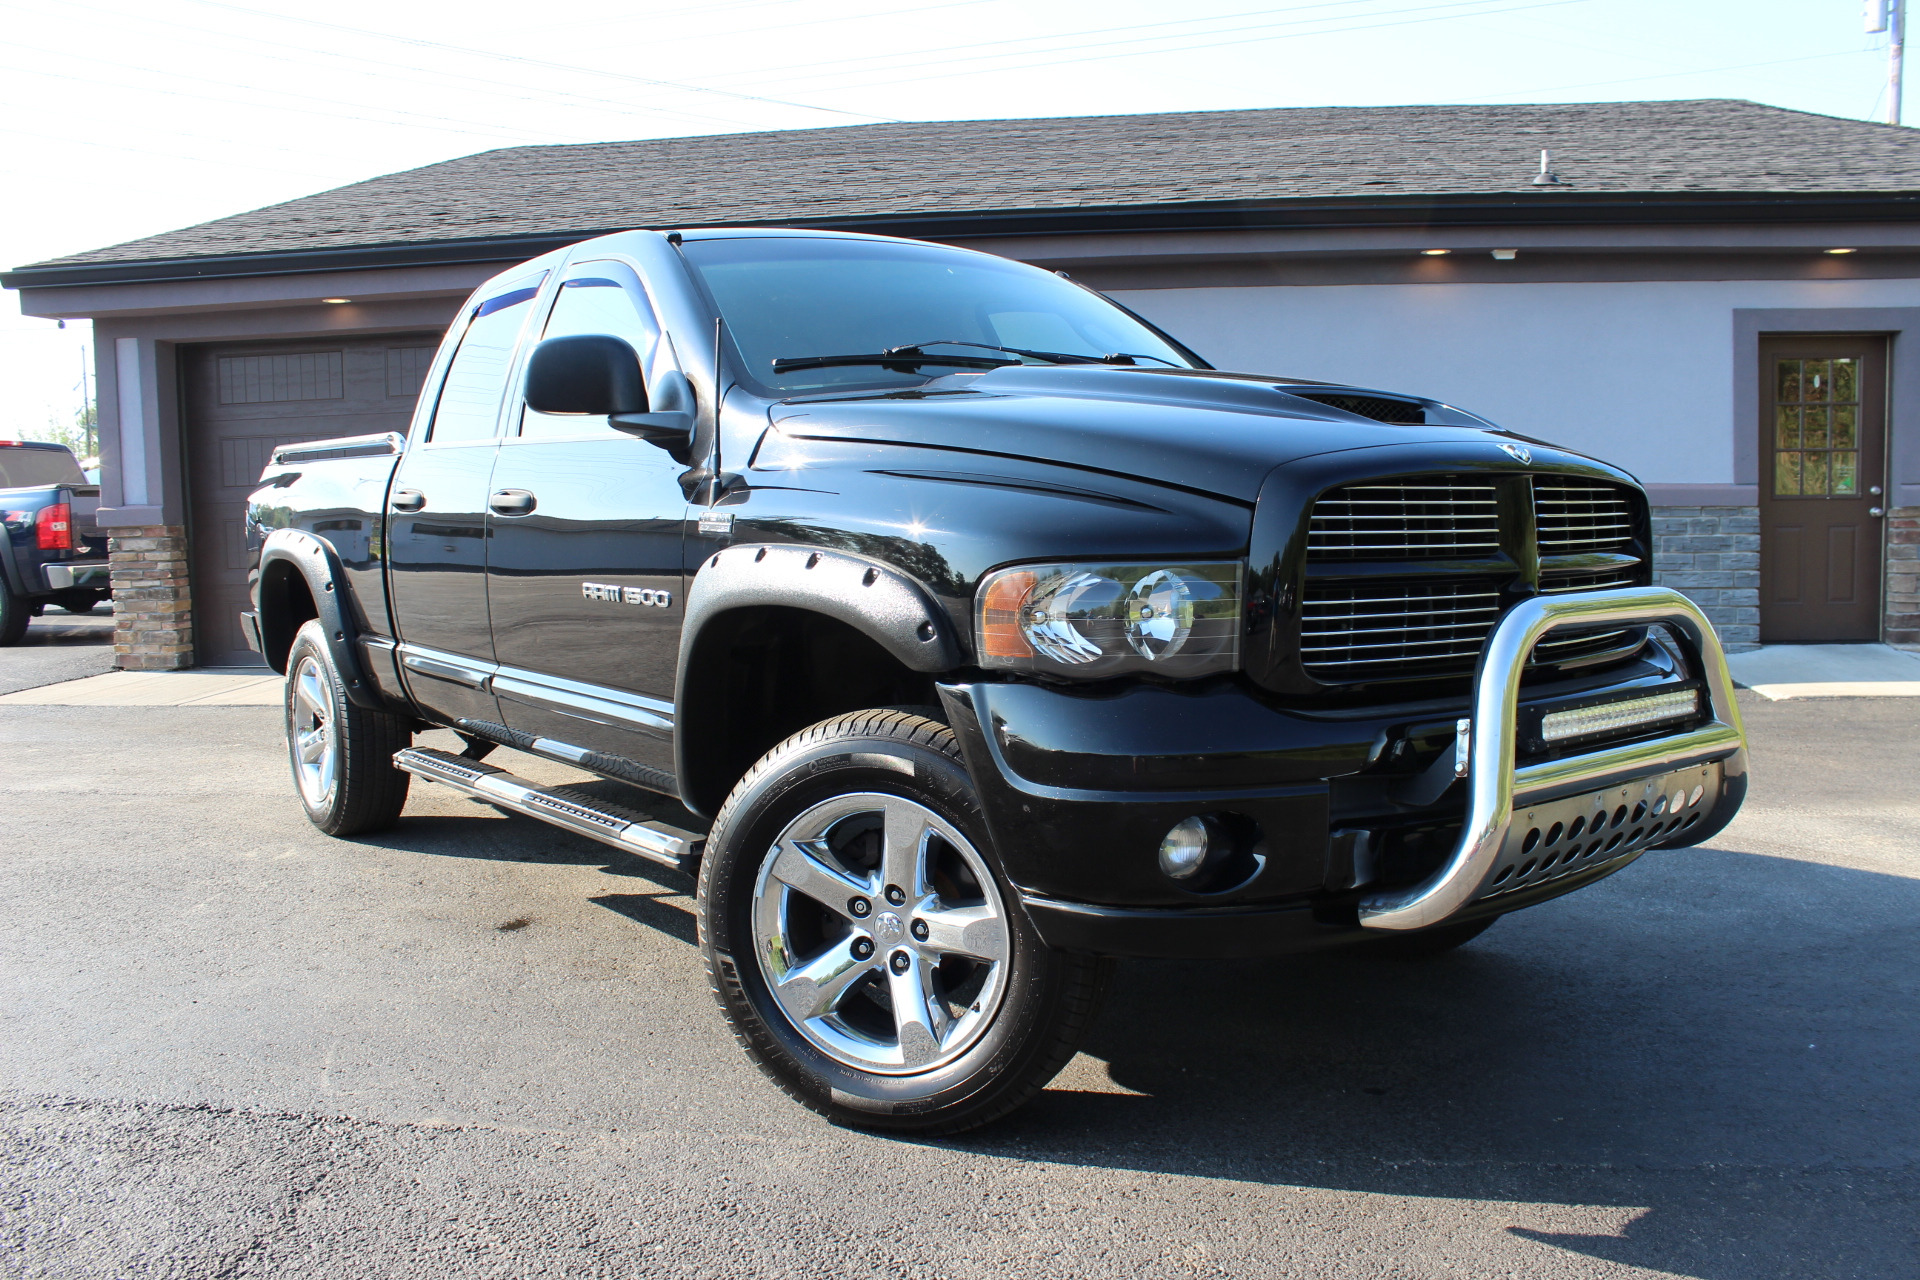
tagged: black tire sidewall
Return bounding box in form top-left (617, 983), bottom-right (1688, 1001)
top-left (0, 585), bottom-right (28, 645)
top-left (700, 717), bottom-right (1071, 1127)
top-left (285, 622), bottom-right (348, 829)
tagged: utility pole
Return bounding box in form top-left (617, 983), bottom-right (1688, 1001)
top-left (77, 346), bottom-right (94, 459)
top-left (1870, 0), bottom-right (1906, 125)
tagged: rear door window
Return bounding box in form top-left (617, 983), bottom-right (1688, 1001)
top-left (427, 272), bottom-right (546, 443)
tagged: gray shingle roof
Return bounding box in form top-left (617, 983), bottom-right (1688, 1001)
top-left (29, 99), bottom-right (1920, 269)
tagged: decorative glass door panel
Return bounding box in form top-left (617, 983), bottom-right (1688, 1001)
top-left (1773, 356), bottom-right (1861, 497)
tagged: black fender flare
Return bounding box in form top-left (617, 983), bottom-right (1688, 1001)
top-left (255, 528), bottom-right (384, 709)
top-left (674, 542), bottom-right (965, 800)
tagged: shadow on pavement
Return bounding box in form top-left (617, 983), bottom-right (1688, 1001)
top-left (932, 845), bottom-right (1920, 1278)
top-left (350, 805), bottom-right (701, 944)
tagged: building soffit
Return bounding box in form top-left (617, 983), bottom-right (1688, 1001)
top-left (18, 197), bottom-right (1920, 324)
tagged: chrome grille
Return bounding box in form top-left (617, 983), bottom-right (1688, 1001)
top-left (1540, 570), bottom-right (1638, 594)
top-left (1535, 477), bottom-right (1634, 554)
top-left (1298, 473), bottom-right (1648, 683)
top-left (1300, 581), bottom-right (1502, 676)
top-left (1307, 480), bottom-right (1499, 560)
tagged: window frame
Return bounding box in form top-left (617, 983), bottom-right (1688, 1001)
top-left (419, 270), bottom-right (549, 448)
top-left (506, 258), bottom-right (669, 446)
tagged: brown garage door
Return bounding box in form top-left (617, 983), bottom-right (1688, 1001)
top-left (182, 335), bottom-right (442, 665)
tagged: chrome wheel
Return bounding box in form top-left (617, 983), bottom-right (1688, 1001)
top-left (750, 792), bottom-right (1011, 1075)
top-left (288, 654), bottom-right (337, 808)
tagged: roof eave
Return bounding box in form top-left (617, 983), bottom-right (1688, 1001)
top-left (10, 188), bottom-right (1920, 290)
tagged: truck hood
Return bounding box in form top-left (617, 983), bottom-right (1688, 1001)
top-left (764, 364), bottom-right (1550, 503)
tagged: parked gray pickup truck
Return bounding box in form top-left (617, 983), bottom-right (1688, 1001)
top-left (245, 228), bottom-right (1748, 1134)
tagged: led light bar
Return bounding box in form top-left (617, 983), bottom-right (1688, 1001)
top-left (1540, 689), bottom-right (1699, 744)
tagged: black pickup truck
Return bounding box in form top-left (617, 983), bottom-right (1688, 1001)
top-left (245, 228), bottom-right (1748, 1133)
top-left (2, 440), bottom-right (110, 642)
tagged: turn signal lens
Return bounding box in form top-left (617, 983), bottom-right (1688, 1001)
top-left (36, 501), bottom-right (73, 550)
top-left (979, 569), bottom-right (1038, 660)
top-left (975, 560), bottom-right (1242, 679)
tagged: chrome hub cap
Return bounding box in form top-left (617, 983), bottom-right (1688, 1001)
top-left (750, 792), bottom-right (1011, 1075)
top-left (289, 655), bottom-right (337, 808)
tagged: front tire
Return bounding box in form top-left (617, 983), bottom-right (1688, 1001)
top-left (284, 620), bottom-right (412, 836)
top-left (699, 709), bottom-right (1109, 1135)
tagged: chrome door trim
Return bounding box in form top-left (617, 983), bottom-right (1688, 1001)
top-left (399, 644), bottom-right (494, 690)
top-left (1358, 586), bottom-right (1747, 932)
top-left (490, 663), bottom-right (674, 735)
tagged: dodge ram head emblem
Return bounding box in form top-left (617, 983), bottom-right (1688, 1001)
top-left (582, 582), bottom-right (672, 607)
top-left (1499, 442), bottom-right (1532, 465)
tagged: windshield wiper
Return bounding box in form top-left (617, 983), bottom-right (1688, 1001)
top-left (881, 339), bottom-right (1186, 368)
top-left (770, 347), bottom-right (1016, 375)
top-left (770, 341), bottom-right (1186, 377)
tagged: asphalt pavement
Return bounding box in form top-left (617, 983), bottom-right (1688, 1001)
top-left (0, 607), bottom-right (115, 695)
top-left (0, 681), bottom-right (1915, 1278)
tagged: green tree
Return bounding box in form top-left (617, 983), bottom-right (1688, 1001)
top-left (29, 403), bottom-right (96, 463)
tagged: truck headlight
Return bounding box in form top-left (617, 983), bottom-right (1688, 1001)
top-left (976, 561), bottom-right (1242, 679)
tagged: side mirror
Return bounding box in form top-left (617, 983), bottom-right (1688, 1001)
top-left (525, 334), bottom-right (649, 415)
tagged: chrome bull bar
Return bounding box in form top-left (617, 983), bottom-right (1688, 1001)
top-left (1358, 586), bottom-right (1748, 931)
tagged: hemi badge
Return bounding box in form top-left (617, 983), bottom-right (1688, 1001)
top-left (698, 510), bottom-right (734, 535)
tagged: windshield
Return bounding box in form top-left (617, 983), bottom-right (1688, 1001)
top-left (0, 444), bottom-right (85, 489)
top-left (679, 236), bottom-right (1197, 394)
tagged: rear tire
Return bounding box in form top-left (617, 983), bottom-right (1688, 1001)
top-left (284, 620), bottom-right (412, 836)
top-left (0, 585), bottom-right (29, 646)
top-left (698, 708), bottom-right (1110, 1136)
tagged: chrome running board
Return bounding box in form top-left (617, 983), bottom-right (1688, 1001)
top-left (393, 746), bottom-right (704, 873)
top-left (1358, 585), bottom-right (1747, 932)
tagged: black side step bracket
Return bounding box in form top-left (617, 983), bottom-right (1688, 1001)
top-left (394, 747), bottom-right (703, 873)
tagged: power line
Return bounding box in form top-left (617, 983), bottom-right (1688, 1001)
top-left (0, 43), bottom-right (604, 147)
top-left (172, 0), bottom-right (902, 122)
top-left (701, 0), bottom-right (1402, 88)
top-left (1458, 48), bottom-right (1877, 104)
top-left (21, 0), bottom-right (774, 132)
top-left (737, 0), bottom-right (1600, 96)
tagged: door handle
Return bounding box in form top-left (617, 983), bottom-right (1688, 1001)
top-left (390, 488), bottom-right (426, 512)
top-left (1870, 507), bottom-right (1885, 518)
top-left (489, 488), bottom-right (537, 516)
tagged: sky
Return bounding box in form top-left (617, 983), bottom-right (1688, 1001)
top-left (0, 0), bottom-right (1907, 446)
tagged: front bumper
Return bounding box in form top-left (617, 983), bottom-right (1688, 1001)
top-left (942, 586), bottom-right (1747, 957)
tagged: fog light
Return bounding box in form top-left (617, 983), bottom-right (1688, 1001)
top-left (1158, 816), bottom-right (1211, 879)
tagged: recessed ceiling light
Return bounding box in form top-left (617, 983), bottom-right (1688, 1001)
top-left (1824, 248), bottom-right (1857, 255)
top-left (1491, 249), bottom-right (1518, 260)
top-left (321, 297), bottom-right (352, 304)
top-left (1420, 249), bottom-right (1451, 256)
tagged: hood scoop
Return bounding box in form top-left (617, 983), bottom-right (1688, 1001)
top-left (1285, 391), bottom-right (1427, 424)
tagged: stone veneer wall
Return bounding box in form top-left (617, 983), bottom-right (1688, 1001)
top-left (1649, 506), bottom-right (1762, 652)
top-left (108, 526), bottom-right (193, 670)
top-left (1888, 506), bottom-right (1920, 647)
